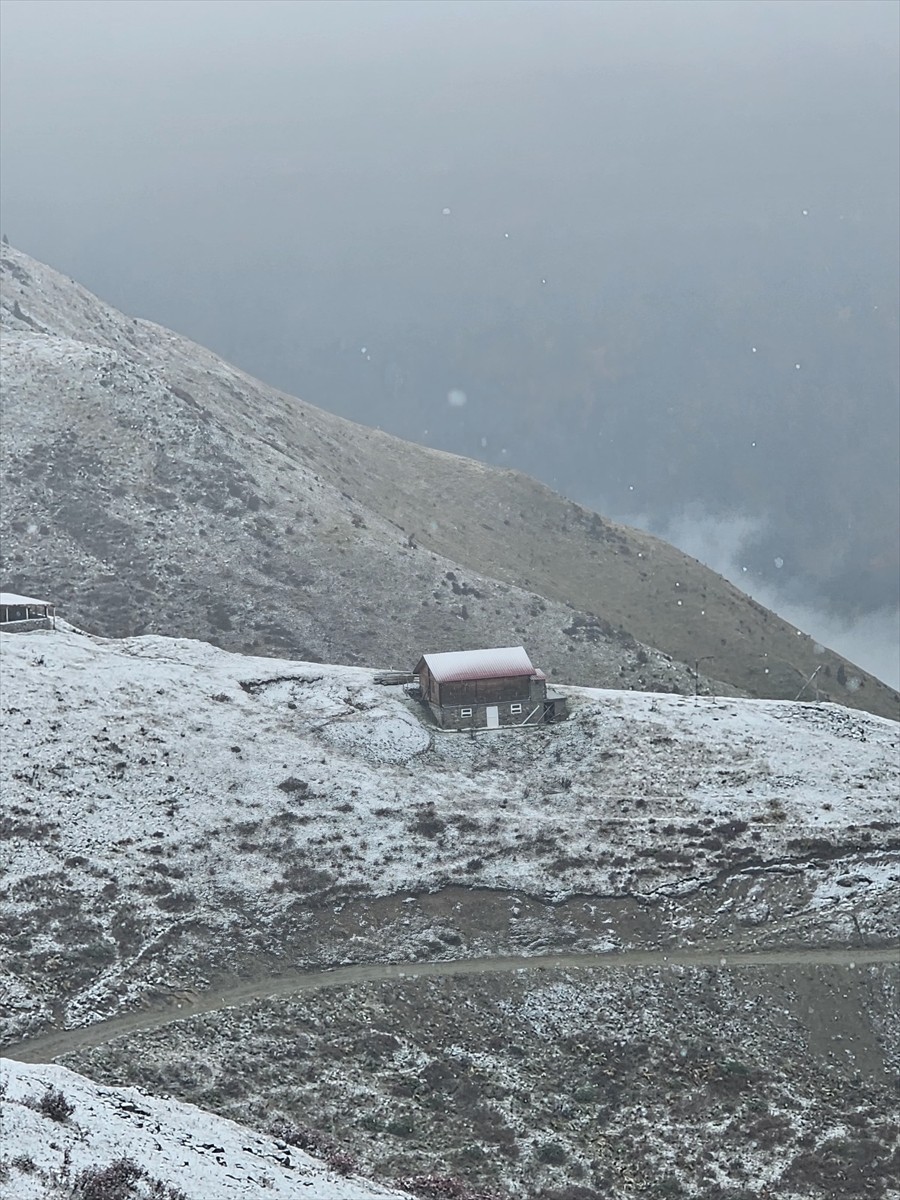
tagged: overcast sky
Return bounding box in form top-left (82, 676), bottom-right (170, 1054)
top-left (2, 0), bottom-right (897, 327)
top-left (1, 0), bottom-right (898, 684)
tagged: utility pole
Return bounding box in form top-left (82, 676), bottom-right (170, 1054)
top-left (794, 664), bottom-right (823, 703)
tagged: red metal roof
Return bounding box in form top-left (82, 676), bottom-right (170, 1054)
top-left (418, 646), bottom-right (536, 683)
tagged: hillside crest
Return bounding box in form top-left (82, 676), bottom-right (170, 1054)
top-left (1, 243), bottom-right (897, 720)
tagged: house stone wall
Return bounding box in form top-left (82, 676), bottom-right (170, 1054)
top-left (0, 618), bottom-right (54, 634)
top-left (427, 698), bottom-right (545, 731)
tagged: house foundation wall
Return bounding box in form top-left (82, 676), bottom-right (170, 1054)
top-left (427, 699), bottom-right (545, 731)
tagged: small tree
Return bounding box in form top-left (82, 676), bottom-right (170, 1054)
top-left (39, 1086), bottom-right (75, 1122)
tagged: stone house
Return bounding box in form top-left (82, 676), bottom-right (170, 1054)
top-left (413, 646), bottom-right (567, 730)
top-left (0, 592), bottom-right (56, 632)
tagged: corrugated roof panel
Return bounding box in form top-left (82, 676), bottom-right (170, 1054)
top-left (421, 646), bottom-right (536, 683)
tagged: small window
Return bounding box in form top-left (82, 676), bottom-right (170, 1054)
top-left (510, 703), bottom-right (523, 714)
top-left (460, 707), bottom-right (473, 717)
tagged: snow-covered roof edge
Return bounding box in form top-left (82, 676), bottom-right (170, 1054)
top-left (1, 592), bottom-right (54, 607)
top-left (417, 646), bottom-right (536, 683)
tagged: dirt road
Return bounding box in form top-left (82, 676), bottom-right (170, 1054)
top-left (4, 943), bottom-right (896, 1065)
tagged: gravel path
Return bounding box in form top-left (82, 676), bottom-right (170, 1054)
top-left (5, 943), bottom-right (896, 1065)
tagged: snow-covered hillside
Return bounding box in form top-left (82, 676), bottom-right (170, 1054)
top-left (2, 627), bottom-right (897, 1046)
top-left (0, 242), bottom-right (707, 701)
top-left (0, 1058), bottom-right (413, 1198)
top-left (4, 243), bottom-right (898, 719)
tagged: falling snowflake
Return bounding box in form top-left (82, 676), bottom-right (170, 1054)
top-left (442, 208), bottom-right (451, 216)
top-left (447, 389), bottom-right (467, 408)
top-left (774, 557), bottom-right (784, 568)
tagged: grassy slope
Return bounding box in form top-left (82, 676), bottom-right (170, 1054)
top-left (2, 244), bottom-right (898, 719)
top-left (267, 398), bottom-right (900, 718)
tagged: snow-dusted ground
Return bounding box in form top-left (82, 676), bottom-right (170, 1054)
top-left (1, 242), bottom-right (719, 709)
top-left (46, 960), bottom-right (900, 1200)
top-left (5, 241), bottom-right (899, 726)
top-left (0, 1058), bottom-right (413, 1198)
top-left (1, 627), bottom-right (897, 1042)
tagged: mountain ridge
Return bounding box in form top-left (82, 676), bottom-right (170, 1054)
top-left (1, 244), bottom-right (897, 720)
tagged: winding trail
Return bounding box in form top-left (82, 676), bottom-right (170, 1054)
top-left (4, 944), bottom-right (896, 1065)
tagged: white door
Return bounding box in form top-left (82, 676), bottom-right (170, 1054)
top-left (486, 705), bottom-right (499, 729)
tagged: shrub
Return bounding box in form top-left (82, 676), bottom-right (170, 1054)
top-left (325, 1148), bottom-right (357, 1176)
top-left (155, 890), bottom-right (197, 913)
top-left (714, 819), bottom-right (749, 840)
top-left (268, 1121), bottom-right (357, 1177)
top-left (399, 1175), bottom-right (505, 1200)
top-left (387, 1115), bottom-right (416, 1136)
top-left (710, 1059), bottom-right (757, 1096)
top-left (410, 807), bottom-right (445, 838)
top-left (652, 1180), bottom-right (686, 1197)
top-left (534, 1140), bottom-right (567, 1165)
top-left (72, 1157), bottom-right (143, 1199)
top-left (38, 1086), bottom-right (75, 1122)
top-left (278, 777), bottom-right (309, 795)
top-left (456, 1144), bottom-right (488, 1164)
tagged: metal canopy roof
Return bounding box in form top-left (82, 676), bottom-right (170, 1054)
top-left (418, 646), bottom-right (536, 683)
top-left (0, 592), bottom-right (54, 607)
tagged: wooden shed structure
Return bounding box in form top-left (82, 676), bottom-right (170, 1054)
top-left (414, 646), bottom-right (567, 730)
top-left (0, 592), bottom-right (56, 632)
